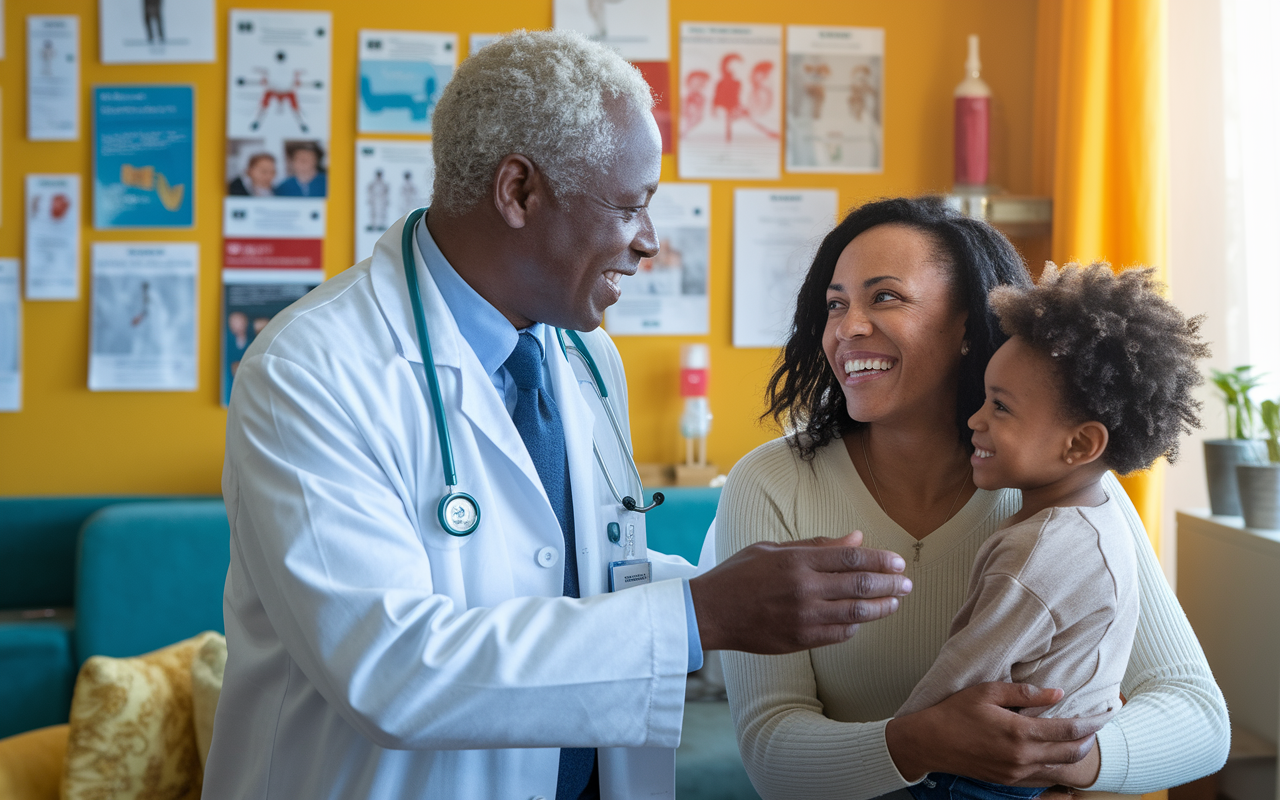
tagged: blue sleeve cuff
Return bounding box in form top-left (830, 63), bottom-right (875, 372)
top-left (682, 579), bottom-right (704, 673)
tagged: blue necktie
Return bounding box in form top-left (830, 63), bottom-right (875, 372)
top-left (504, 333), bottom-right (597, 800)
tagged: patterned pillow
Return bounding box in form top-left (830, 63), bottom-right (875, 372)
top-left (190, 634), bottom-right (227, 770)
top-left (62, 631), bottom-right (220, 800)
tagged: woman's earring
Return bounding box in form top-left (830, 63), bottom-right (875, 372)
top-left (960, 341), bottom-right (970, 356)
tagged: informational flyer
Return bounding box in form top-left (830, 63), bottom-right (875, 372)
top-left (25, 174), bottom-right (82, 301)
top-left (554, 0), bottom-right (673, 151)
top-left (354, 139), bottom-right (433, 263)
top-left (94, 85), bottom-right (194, 229)
top-left (469, 33), bottom-right (501, 53)
top-left (358, 30), bottom-right (457, 135)
top-left (679, 24), bottom-right (782, 180)
top-left (226, 11), bottom-right (332, 209)
top-left (0, 260), bottom-right (20, 412)
top-left (786, 26), bottom-right (884, 174)
top-left (606, 183), bottom-right (710, 336)
top-left (732, 189), bottom-right (837, 348)
top-left (27, 16), bottom-right (80, 141)
top-left (89, 243), bottom-right (198, 391)
top-left (221, 273), bottom-right (318, 405)
top-left (99, 0), bottom-right (216, 64)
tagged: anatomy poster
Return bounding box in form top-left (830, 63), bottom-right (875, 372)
top-left (89, 243), bottom-right (198, 391)
top-left (786, 26), bottom-right (883, 174)
top-left (358, 30), bottom-right (457, 135)
top-left (469, 33), bottom-right (501, 53)
top-left (226, 11), bottom-right (331, 203)
top-left (27, 16), bottom-right (80, 141)
top-left (679, 24), bottom-right (782, 179)
top-left (354, 140), bottom-right (433, 263)
top-left (732, 189), bottom-right (837, 348)
top-left (25, 174), bottom-right (82, 301)
top-left (0, 260), bottom-right (20, 412)
top-left (221, 275), bottom-right (316, 405)
top-left (554, 0), bottom-right (673, 152)
top-left (606, 183), bottom-right (710, 336)
top-left (94, 85), bottom-right (194, 229)
top-left (99, 0), bottom-right (216, 64)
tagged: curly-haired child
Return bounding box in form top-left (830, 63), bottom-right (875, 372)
top-left (898, 262), bottom-right (1210, 800)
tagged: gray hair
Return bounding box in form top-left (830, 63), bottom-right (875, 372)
top-left (430, 29), bottom-right (654, 212)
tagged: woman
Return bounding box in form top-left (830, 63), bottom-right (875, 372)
top-left (716, 197), bottom-right (1228, 798)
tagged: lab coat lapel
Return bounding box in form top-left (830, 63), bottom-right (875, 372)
top-left (368, 212), bottom-right (546, 503)
top-left (547, 335), bottom-right (603, 597)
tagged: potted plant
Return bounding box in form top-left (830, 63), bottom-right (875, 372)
top-left (1205, 366), bottom-right (1266, 515)
top-left (1237, 400), bottom-right (1280, 529)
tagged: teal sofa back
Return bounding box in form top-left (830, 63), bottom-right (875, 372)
top-left (75, 501), bottom-right (230, 665)
top-left (643, 487), bottom-right (721, 565)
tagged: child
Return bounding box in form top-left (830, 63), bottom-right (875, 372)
top-left (898, 262), bottom-right (1209, 800)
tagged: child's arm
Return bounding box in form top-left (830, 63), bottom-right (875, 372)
top-left (896, 570), bottom-right (1055, 718)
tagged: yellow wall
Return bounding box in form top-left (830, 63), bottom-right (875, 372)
top-left (0, 0), bottom-right (1040, 495)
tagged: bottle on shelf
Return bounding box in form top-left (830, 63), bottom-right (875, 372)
top-left (954, 34), bottom-right (991, 189)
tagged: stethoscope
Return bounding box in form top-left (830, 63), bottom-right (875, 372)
top-left (400, 208), bottom-right (664, 536)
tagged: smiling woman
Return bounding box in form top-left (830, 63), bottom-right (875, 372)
top-left (717, 197), bottom-right (1230, 799)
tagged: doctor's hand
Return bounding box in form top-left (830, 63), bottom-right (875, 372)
top-left (884, 682), bottom-right (1106, 787)
top-left (688, 530), bottom-right (910, 654)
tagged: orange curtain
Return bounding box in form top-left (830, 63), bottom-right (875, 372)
top-left (1034, 0), bottom-right (1170, 556)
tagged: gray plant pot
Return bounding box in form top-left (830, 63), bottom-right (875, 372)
top-left (1204, 439), bottom-right (1266, 516)
top-left (1237, 463), bottom-right (1280, 530)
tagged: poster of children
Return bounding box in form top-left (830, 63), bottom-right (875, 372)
top-left (786, 25), bottom-right (884, 173)
top-left (678, 23), bottom-right (782, 179)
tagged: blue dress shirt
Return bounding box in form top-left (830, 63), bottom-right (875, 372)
top-left (414, 216), bottom-right (702, 672)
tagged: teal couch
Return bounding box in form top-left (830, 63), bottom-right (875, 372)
top-left (0, 488), bottom-right (720, 740)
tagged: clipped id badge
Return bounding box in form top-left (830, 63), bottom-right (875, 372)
top-left (609, 558), bottom-right (652, 591)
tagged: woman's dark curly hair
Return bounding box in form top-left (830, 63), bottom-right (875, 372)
top-left (765, 196), bottom-right (1032, 459)
top-left (988, 262), bottom-right (1210, 475)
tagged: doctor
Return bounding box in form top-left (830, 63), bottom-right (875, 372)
top-left (205, 30), bottom-right (911, 800)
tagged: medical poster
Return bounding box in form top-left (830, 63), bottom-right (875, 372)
top-left (27, 16), bottom-right (80, 141)
top-left (99, 0), bottom-right (216, 64)
top-left (606, 183), bottom-right (710, 336)
top-left (732, 189), bottom-right (837, 348)
top-left (89, 243), bottom-right (198, 391)
top-left (221, 274), bottom-right (317, 405)
top-left (0, 260), bottom-right (20, 412)
top-left (358, 30), bottom-right (457, 135)
top-left (786, 26), bottom-right (883, 174)
top-left (25, 174), bottom-right (82, 301)
top-left (554, 0), bottom-right (673, 152)
top-left (94, 85), bottom-right (195, 229)
top-left (679, 24), bottom-right (782, 180)
top-left (355, 140), bottom-right (433, 263)
top-left (469, 33), bottom-right (501, 53)
top-left (226, 11), bottom-right (332, 206)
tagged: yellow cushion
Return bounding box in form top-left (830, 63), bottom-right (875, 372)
top-left (62, 632), bottom-right (219, 800)
top-left (189, 634), bottom-right (226, 770)
top-left (0, 724), bottom-right (69, 800)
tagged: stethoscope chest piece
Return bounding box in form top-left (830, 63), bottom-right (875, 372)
top-left (438, 492), bottom-right (481, 537)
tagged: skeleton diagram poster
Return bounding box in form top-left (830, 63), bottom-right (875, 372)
top-left (358, 30), bottom-right (457, 135)
top-left (89, 243), bottom-right (198, 391)
top-left (354, 140), bottom-right (433, 263)
top-left (678, 24), bottom-right (782, 179)
top-left (99, 0), bottom-right (216, 64)
top-left (225, 11), bottom-right (332, 203)
top-left (605, 183), bottom-right (710, 336)
top-left (786, 26), bottom-right (883, 174)
top-left (554, 0), bottom-right (673, 152)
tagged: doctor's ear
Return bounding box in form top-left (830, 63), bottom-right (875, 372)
top-left (492, 154), bottom-right (548, 230)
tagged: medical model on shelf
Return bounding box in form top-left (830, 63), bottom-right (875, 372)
top-left (675, 344), bottom-right (719, 486)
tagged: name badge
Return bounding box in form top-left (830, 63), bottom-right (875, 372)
top-left (608, 559), bottom-right (651, 592)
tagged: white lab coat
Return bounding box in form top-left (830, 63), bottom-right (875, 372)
top-left (204, 214), bottom-right (698, 800)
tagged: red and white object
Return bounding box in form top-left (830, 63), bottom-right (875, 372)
top-left (954, 34), bottom-right (991, 188)
top-left (680, 344), bottom-right (712, 465)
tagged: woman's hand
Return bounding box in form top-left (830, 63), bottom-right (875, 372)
top-left (884, 682), bottom-right (1106, 787)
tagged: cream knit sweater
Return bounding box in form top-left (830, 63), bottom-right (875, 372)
top-left (716, 436), bottom-right (1229, 800)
